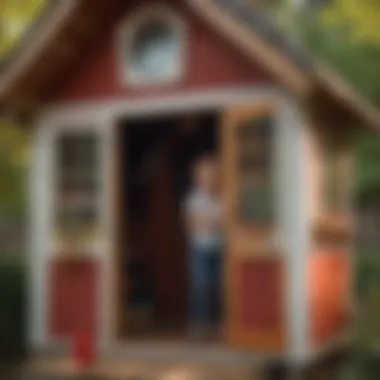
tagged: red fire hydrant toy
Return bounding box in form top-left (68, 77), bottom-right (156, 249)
top-left (73, 331), bottom-right (96, 369)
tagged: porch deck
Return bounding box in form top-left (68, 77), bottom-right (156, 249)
top-left (21, 342), bottom-right (261, 380)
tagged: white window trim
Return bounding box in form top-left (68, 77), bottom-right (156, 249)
top-left (50, 125), bottom-right (106, 259)
top-left (118, 3), bottom-right (188, 87)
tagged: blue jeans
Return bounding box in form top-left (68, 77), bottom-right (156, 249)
top-left (188, 246), bottom-right (222, 327)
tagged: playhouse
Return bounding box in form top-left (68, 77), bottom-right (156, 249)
top-left (1, 0), bottom-right (379, 366)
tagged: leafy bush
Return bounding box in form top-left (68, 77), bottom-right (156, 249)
top-left (339, 349), bottom-right (380, 380)
top-left (0, 258), bottom-right (26, 363)
top-left (356, 250), bottom-right (380, 301)
top-left (338, 251), bottom-right (380, 380)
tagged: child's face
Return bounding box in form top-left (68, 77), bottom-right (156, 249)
top-left (194, 159), bottom-right (219, 193)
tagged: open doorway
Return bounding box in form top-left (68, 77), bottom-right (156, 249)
top-left (117, 112), bottom-right (222, 341)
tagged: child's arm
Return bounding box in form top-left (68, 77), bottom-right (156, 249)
top-left (183, 196), bottom-right (213, 235)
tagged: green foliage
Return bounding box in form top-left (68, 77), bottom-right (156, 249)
top-left (356, 251), bottom-right (380, 301)
top-left (0, 0), bottom-right (38, 218)
top-left (0, 121), bottom-right (30, 218)
top-left (323, 0), bottom-right (380, 47)
top-left (339, 350), bottom-right (380, 380)
top-left (0, 258), bottom-right (26, 363)
top-left (0, 0), bottom-right (46, 58)
top-left (339, 252), bottom-right (380, 379)
top-left (355, 132), bottom-right (380, 204)
top-left (295, 12), bottom-right (380, 106)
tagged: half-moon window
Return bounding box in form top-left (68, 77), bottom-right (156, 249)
top-left (130, 20), bottom-right (180, 81)
top-left (121, 6), bottom-right (186, 85)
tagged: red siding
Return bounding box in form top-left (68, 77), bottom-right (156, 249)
top-left (229, 260), bottom-right (285, 352)
top-left (309, 251), bottom-right (351, 347)
top-left (239, 261), bottom-right (283, 330)
top-left (51, 1), bottom-right (271, 105)
top-left (49, 260), bottom-right (99, 339)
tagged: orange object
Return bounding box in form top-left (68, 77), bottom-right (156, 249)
top-left (73, 331), bottom-right (95, 368)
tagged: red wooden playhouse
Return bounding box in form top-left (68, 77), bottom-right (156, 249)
top-left (1, 0), bottom-right (379, 367)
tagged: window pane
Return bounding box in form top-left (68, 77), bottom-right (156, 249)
top-left (55, 132), bottom-right (99, 236)
top-left (130, 20), bottom-right (179, 80)
top-left (323, 144), bottom-right (352, 214)
top-left (236, 116), bottom-right (274, 225)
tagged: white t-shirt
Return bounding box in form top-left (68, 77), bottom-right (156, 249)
top-left (184, 188), bottom-right (224, 251)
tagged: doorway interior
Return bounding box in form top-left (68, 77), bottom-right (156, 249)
top-left (116, 111), bottom-right (223, 341)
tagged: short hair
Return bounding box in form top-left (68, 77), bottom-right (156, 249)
top-left (192, 154), bottom-right (218, 170)
top-left (191, 154), bottom-right (219, 181)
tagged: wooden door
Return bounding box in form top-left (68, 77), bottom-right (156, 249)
top-left (222, 103), bottom-right (285, 353)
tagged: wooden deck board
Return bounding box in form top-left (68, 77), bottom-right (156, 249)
top-left (22, 357), bottom-right (259, 380)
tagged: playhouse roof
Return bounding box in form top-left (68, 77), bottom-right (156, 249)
top-left (1, 0), bottom-right (380, 130)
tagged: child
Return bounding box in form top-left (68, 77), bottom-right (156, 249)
top-left (184, 155), bottom-right (224, 337)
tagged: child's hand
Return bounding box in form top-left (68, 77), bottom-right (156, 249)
top-left (194, 214), bottom-right (214, 231)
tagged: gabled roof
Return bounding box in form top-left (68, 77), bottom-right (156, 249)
top-left (1, 0), bottom-right (380, 131)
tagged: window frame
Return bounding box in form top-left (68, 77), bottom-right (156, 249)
top-left (312, 134), bottom-right (355, 245)
top-left (118, 3), bottom-right (188, 87)
top-left (53, 129), bottom-right (102, 247)
top-left (235, 113), bottom-right (276, 227)
top-left (322, 139), bottom-right (354, 215)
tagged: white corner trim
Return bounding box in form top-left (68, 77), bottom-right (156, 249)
top-left (279, 96), bottom-right (310, 365)
top-left (28, 120), bottom-right (56, 348)
top-left (117, 2), bottom-right (188, 87)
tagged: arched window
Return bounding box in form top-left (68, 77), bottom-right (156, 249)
top-left (119, 5), bottom-right (187, 86)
